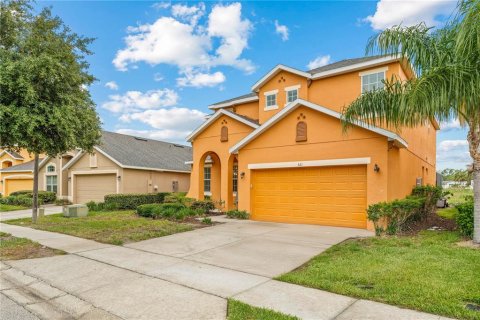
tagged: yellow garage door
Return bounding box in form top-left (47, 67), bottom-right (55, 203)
top-left (252, 165), bottom-right (367, 228)
top-left (5, 178), bottom-right (33, 196)
top-left (75, 174), bottom-right (116, 204)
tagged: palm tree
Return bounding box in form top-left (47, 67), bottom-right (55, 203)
top-left (342, 0), bottom-right (480, 242)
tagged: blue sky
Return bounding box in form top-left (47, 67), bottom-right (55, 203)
top-left (38, 0), bottom-right (468, 170)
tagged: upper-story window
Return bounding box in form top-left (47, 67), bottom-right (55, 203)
top-left (360, 67), bottom-right (387, 93)
top-left (285, 85), bottom-right (300, 105)
top-left (47, 165), bottom-right (55, 173)
top-left (264, 89), bottom-right (278, 110)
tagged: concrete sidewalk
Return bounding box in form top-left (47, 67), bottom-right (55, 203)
top-left (0, 222), bottom-right (454, 320)
top-left (0, 205), bottom-right (63, 222)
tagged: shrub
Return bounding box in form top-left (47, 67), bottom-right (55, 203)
top-left (411, 185), bottom-right (442, 216)
top-left (202, 217), bottom-right (212, 225)
top-left (9, 190), bottom-right (32, 197)
top-left (191, 200), bottom-right (215, 213)
top-left (104, 193), bottom-right (169, 209)
top-left (136, 204), bottom-right (160, 217)
top-left (0, 195), bottom-right (42, 207)
top-left (7, 190), bottom-right (56, 204)
top-left (367, 197), bottom-right (424, 236)
top-left (55, 199), bottom-right (71, 206)
top-left (226, 210), bottom-right (249, 220)
top-left (456, 200), bottom-right (474, 238)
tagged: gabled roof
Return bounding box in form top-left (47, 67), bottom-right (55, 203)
top-left (186, 109), bottom-right (260, 142)
top-left (309, 55), bottom-right (401, 79)
top-left (209, 93), bottom-right (258, 109)
top-left (0, 158), bottom-right (48, 173)
top-left (229, 99), bottom-right (408, 154)
top-left (0, 149), bottom-right (24, 160)
top-left (63, 131), bottom-right (193, 173)
top-left (251, 64), bottom-right (312, 92)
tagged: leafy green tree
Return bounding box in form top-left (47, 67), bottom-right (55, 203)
top-left (441, 168), bottom-right (472, 184)
top-left (0, 0), bottom-right (101, 222)
top-left (342, 0), bottom-right (480, 242)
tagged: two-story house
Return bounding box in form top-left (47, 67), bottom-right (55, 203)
top-left (186, 55), bottom-right (438, 230)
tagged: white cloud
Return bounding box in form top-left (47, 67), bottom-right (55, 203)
top-left (440, 118), bottom-right (462, 131)
top-left (117, 107), bottom-right (207, 143)
top-left (153, 73), bottom-right (164, 82)
top-left (274, 20), bottom-right (289, 41)
top-left (102, 89), bottom-right (179, 113)
top-left (113, 17), bottom-right (211, 71)
top-left (437, 139), bottom-right (471, 168)
top-left (365, 0), bottom-right (456, 31)
top-left (307, 55), bottom-right (332, 70)
top-left (105, 81), bottom-right (119, 90)
top-left (207, 3), bottom-right (254, 73)
top-left (177, 70), bottom-right (226, 87)
top-left (113, 2), bottom-right (254, 80)
top-left (152, 2), bottom-right (170, 10)
top-left (171, 2), bottom-right (205, 26)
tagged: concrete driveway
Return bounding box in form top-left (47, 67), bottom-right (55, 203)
top-left (2, 218), bottom-right (398, 320)
top-left (126, 218), bottom-right (372, 278)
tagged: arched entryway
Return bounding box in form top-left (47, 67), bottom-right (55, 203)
top-left (198, 152), bottom-right (222, 205)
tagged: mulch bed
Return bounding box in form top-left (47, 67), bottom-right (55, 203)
top-left (399, 212), bottom-right (457, 236)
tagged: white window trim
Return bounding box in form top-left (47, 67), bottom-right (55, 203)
top-left (285, 85), bottom-right (300, 106)
top-left (45, 175), bottom-right (58, 193)
top-left (284, 84), bottom-right (301, 91)
top-left (264, 105), bottom-right (279, 111)
top-left (264, 90), bottom-right (278, 111)
top-left (248, 157), bottom-right (371, 170)
top-left (45, 162), bottom-right (56, 174)
top-left (263, 89), bottom-right (279, 96)
top-left (358, 66), bottom-right (388, 77)
top-left (360, 67), bottom-right (388, 94)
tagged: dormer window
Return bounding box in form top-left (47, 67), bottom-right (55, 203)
top-left (360, 67), bottom-right (387, 93)
top-left (285, 85), bottom-right (300, 105)
top-left (264, 89), bottom-right (278, 111)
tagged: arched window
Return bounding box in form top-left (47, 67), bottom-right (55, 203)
top-left (47, 165), bottom-right (56, 173)
top-left (220, 126), bottom-right (228, 142)
top-left (296, 121), bottom-right (307, 142)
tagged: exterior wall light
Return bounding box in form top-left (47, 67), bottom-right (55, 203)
top-left (240, 172), bottom-right (245, 179)
top-left (374, 164), bottom-right (380, 173)
top-left (117, 175), bottom-right (121, 181)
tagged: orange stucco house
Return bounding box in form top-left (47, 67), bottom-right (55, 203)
top-left (186, 55), bottom-right (438, 230)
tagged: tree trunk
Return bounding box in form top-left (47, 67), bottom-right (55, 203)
top-left (473, 164), bottom-right (480, 243)
top-left (32, 154), bottom-right (39, 224)
top-left (467, 123), bottom-right (480, 243)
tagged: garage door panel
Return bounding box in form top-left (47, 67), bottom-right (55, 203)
top-left (5, 179), bottom-right (33, 196)
top-left (252, 165), bottom-right (367, 229)
top-left (75, 174), bottom-right (116, 204)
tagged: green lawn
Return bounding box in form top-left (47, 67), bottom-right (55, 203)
top-left (278, 231), bottom-right (480, 320)
top-left (437, 206), bottom-right (458, 219)
top-left (227, 300), bottom-right (298, 320)
top-left (445, 187), bottom-right (473, 205)
top-left (0, 232), bottom-right (65, 260)
top-left (5, 210), bottom-right (196, 245)
top-left (0, 204), bottom-right (27, 212)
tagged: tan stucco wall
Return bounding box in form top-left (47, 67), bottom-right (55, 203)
top-left (123, 169), bottom-right (190, 194)
top-left (0, 149), bottom-right (35, 194)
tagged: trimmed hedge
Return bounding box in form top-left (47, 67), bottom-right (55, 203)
top-left (367, 185), bottom-right (442, 236)
top-left (8, 190), bottom-right (56, 204)
top-left (104, 193), bottom-right (169, 209)
top-left (190, 200), bottom-right (215, 213)
top-left (136, 203), bottom-right (203, 220)
top-left (0, 195), bottom-right (42, 207)
top-left (456, 200), bottom-right (474, 238)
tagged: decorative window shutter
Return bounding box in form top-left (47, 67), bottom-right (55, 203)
top-left (296, 121), bottom-right (307, 142)
top-left (221, 126), bottom-right (228, 142)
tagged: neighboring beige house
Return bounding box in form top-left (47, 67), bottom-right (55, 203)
top-left (61, 131), bottom-right (192, 204)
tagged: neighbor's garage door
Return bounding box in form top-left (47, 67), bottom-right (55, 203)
top-left (75, 174), bottom-right (116, 204)
top-left (5, 178), bottom-right (33, 196)
top-left (251, 165), bottom-right (367, 228)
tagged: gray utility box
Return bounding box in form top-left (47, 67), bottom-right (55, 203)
top-left (63, 204), bottom-right (88, 217)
